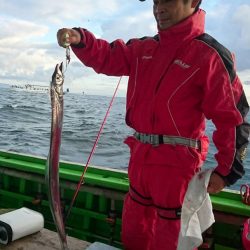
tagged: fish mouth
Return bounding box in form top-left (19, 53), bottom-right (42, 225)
top-left (57, 62), bottom-right (64, 75)
top-left (54, 62), bottom-right (64, 77)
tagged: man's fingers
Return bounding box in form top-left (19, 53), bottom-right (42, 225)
top-left (57, 28), bottom-right (70, 48)
top-left (57, 29), bottom-right (80, 48)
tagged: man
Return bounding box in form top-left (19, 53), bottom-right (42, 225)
top-left (57, 0), bottom-right (249, 249)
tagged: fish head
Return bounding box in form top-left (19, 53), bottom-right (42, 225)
top-left (51, 62), bottom-right (64, 97)
top-left (52, 62), bottom-right (64, 87)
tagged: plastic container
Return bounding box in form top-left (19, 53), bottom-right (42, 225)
top-left (0, 207), bottom-right (44, 245)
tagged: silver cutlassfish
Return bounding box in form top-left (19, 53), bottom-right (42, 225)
top-left (46, 62), bottom-right (69, 250)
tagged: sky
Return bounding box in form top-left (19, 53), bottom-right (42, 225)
top-left (0, 0), bottom-right (250, 97)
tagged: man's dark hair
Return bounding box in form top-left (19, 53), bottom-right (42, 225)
top-left (183, 0), bottom-right (202, 11)
top-left (195, 0), bottom-right (202, 11)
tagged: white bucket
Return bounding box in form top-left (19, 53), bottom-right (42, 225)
top-left (0, 207), bottom-right (44, 245)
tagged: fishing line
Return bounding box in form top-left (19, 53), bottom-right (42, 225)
top-left (64, 76), bottom-right (123, 223)
top-left (64, 46), bottom-right (71, 73)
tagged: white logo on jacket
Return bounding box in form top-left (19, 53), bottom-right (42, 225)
top-left (174, 59), bottom-right (190, 69)
top-left (142, 56), bottom-right (153, 60)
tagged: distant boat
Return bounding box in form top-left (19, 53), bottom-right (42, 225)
top-left (11, 84), bottom-right (49, 93)
top-left (63, 88), bottom-right (70, 95)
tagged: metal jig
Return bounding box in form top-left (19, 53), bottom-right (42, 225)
top-left (64, 46), bottom-right (71, 73)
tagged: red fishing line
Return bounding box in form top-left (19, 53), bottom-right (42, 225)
top-left (64, 76), bottom-right (123, 222)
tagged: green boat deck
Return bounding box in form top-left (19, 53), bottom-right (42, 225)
top-left (0, 150), bottom-right (249, 249)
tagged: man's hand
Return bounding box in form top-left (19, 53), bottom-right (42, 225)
top-left (57, 28), bottom-right (81, 48)
top-left (207, 172), bottom-right (226, 194)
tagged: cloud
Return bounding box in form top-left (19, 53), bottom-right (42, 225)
top-left (101, 10), bottom-right (156, 41)
top-left (243, 84), bottom-right (250, 102)
top-left (239, 69), bottom-right (250, 83)
top-left (203, 1), bottom-right (250, 71)
top-left (0, 0), bottom-right (151, 95)
top-left (233, 4), bottom-right (250, 49)
top-left (238, 69), bottom-right (250, 101)
top-left (1, 0), bottom-right (120, 26)
top-left (0, 16), bottom-right (48, 46)
top-left (0, 16), bottom-right (57, 83)
top-left (0, 0), bottom-right (249, 97)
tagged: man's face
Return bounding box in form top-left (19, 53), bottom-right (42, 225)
top-left (153, 0), bottom-right (196, 30)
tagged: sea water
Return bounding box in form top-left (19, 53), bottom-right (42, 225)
top-left (0, 83), bottom-right (249, 190)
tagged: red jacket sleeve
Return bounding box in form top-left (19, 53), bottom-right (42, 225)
top-left (201, 48), bottom-right (249, 186)
top-left (70, 28), bottom-right (133, 76)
